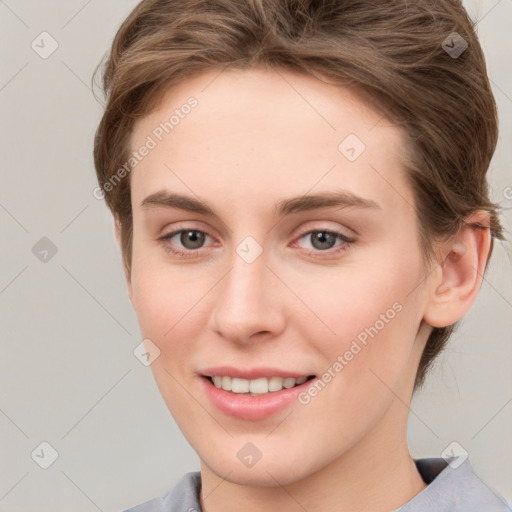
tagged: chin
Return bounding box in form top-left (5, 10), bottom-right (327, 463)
top-left (201, 451), bottom-right (321, 488)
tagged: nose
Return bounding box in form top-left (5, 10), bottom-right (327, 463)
top-left (207, 245), bottom-right (286, 345)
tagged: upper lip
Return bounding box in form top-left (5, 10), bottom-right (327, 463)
top-left (201, 366), bottom-right (314, 380)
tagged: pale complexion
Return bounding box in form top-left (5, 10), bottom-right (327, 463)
top-left (116, 66), bottom-right (490, 512)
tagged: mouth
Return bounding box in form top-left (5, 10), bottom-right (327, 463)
top-left (203, 374), bottom-right (316, 396)
top-left (200, 369), bottom-right (318, 420)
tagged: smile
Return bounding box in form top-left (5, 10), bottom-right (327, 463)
top-left (201, 371), bottom-right (317, 420)
top-left (208, 375), bottom-right (312, 395)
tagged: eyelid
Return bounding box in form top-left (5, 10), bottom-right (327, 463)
top-left (290, 219), bottom-right (357, 240)
top-left (295, 227), bottom-right (355, 243)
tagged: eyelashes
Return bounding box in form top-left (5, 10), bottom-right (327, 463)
top-left (295, 230), bottom-right (355, 252)
top-left (158, 227), bottom-right (356, 260)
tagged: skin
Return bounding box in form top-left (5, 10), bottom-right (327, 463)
top-left (116, 66), bottom-right (491, 512)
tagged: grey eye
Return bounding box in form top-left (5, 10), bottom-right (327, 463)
top-left (176, 230), bottom-right (206, 250)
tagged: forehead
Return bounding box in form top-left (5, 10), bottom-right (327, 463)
top-left (128, 66), bottom-right (413, 217)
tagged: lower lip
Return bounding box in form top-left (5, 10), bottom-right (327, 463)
top-left (201, 376), bottom-right (314, 421)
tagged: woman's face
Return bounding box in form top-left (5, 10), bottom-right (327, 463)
top-left (125, 67), bottom-right (434, 485)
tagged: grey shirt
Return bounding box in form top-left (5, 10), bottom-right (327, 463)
top-left (124, 456), bottom-right (511, 511)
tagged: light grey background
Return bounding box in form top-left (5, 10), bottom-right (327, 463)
top-left (0, 1), bottom-right (511, 511)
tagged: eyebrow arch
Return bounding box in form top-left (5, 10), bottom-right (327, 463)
top-left (275, 191), bottom-right (380, 216)
top-left (140, 190), bottom-right (381, 216)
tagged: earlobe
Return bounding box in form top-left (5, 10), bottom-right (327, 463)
top-left (423, 211), bottom-right (491, 328)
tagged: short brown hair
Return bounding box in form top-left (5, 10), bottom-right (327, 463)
top-left (93, 0), bottom-right (505, 390)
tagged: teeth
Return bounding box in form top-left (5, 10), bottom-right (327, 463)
top-left (231, 377), bottom-right (249, 393)
top-left (283, 377), bottom-right (296, 388)
top-left (268, 376), bottom-right (283, 392)
top-left (221, 375), bottom-right (232, 391)
top-left (210, 375), bottom-right (310, 394)
top-left (249, 377), bottom-right (268, 394)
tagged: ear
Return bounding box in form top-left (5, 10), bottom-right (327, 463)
top-left (422, 211), bottom-right (492, 328)
top-left (114, 215), bottom-right (133, 300)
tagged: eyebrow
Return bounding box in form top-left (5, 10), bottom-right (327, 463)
top-left (140, 190), bottom-right (381, 216)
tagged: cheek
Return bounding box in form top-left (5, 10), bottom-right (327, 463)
top-left (131, 268), bottom-right (196, 340)
top-left (307, 260), bottom-right (413, 339)
top-left (129, 254), bottom-right (217, 371)
top-left (128, 262), bottom-right (207, 416)
top-left (306, 252), bottom-right (423, 384)
top-left (130, 232), bottom-right (191, 335)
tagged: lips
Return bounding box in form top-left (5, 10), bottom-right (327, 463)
top-left (200, 366), bottom-right (316, 420)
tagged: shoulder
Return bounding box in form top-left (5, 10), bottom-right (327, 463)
top-left (398, 456), bottom-right (511, 511)
top-left (122, 472), bottom-right (202, 512)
